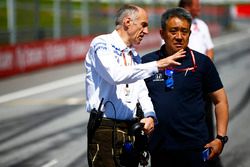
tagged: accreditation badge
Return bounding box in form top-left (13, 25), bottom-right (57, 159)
top-left (124, 84), bottom-right (132, 103)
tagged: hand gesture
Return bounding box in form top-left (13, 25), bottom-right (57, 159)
top-left (157, 49), bottom-right (186, 70)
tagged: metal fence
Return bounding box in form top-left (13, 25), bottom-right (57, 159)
top-left (0, 0), bottom-right (233, 46)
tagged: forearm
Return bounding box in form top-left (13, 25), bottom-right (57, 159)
top-left (214, 100), bottom-right (229, 136)
top-left (210, 88), bottom-right (229, 136)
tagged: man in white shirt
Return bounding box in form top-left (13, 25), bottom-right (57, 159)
top-left (85, 4), bottom-right (186, 167)
top-left (188, 18), bottom-right (214, 59)
top-left (179, 0), bottom-right (214, 60)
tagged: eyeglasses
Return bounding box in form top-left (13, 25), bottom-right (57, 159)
top-left (164, 69), bottom-right (174, 90)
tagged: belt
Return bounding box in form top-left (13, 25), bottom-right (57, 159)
top-left (100, 118), bottom-right (137, 128)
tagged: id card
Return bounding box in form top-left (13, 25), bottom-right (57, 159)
top-left (202, 148), bottom-right (210, 161)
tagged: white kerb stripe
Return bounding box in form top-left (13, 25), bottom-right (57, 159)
top-left (41, 159), bottom-right (58, 167)
top-left (0, 74), bottom-right (84, 104)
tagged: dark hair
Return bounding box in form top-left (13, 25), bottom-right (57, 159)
top-left (115, 4), bottom-right (139, 27)
top-left (161, 7), bottom-right (192, 30)
top-left (178, 0), bottom-right (193, 8)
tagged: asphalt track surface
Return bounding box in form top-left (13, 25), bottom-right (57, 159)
top-left (0, 24), bottom-right (250, 167)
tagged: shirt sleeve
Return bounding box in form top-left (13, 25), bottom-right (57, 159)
top-left (203, 57), bottom-right (223, 93)
top-left (202, 21), bottom-right (214, 50)
top-left (90, 37), bottom-right (158, 85)
top-left (137, 79), bottom-right (157, 120)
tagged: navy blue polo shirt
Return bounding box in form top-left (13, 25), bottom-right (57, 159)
top-left (142, 46), bottom-right (223, 151)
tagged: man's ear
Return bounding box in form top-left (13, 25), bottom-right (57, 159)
top-left (124, 17), bottom-right (132, 26)
top-left (159, 29), bottom-right (164, 39)
top-left (122, 17), bottom-right (132, 30)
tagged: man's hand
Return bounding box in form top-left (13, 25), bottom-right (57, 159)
top-left (157, 49), bottom-right (186, 70)
top-left (204, 138), bottom-right (224, 160)
top-left (140, 117), bottom-right (154, 135)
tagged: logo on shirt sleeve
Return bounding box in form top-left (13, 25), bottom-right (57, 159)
top-left (94, 42), bottom-right (107, 52)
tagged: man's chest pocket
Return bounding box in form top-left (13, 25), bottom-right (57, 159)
top-left (174, 71), bottom-right (202, 92)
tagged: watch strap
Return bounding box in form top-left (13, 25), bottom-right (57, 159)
top-left (216, 135), bottom-right (228, 145)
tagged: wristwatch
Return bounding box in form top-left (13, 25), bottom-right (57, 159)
top-left (216, 135), bottom-right (228, 145)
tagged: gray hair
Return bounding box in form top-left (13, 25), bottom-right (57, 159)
top-left (161, 7), bottom-right (192, 30)
top-left (115, 4), bottom-right (139, 28)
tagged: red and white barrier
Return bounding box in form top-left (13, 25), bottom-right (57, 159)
top-left (0, 36), bottom-right (92, 78)
top-left (0, 31), bottom-right (161, 78)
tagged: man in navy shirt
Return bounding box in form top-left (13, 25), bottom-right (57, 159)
top-left (142, 7), bottom-right (229, 167)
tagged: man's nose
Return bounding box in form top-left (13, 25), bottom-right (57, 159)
top-left (143, 27), bottom-right (149, 34)
top-left (176, 31), bottom-right (182, 39)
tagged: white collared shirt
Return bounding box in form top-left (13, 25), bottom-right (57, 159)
top-left (85, 30), bottom-right (158, 120)
top-left (188, 18), bottom-right (214, 54)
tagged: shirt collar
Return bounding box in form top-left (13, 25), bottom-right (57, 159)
top-left (111, 30), bottom-right (137, 56)
top-left (158, 44), bottom-right (168, 59)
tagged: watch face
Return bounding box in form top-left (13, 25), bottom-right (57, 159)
top-left (223, 136), bottom-right (228, 143)
top-left (217, 135), bottom-right (228, 144)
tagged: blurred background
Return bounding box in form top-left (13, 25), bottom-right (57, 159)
top-left (1, 0), bottom-right (249, 77)
top-left (0, 0), bottom-right (250, 167)
top-left (0, 0), bottom-right (247, 45)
